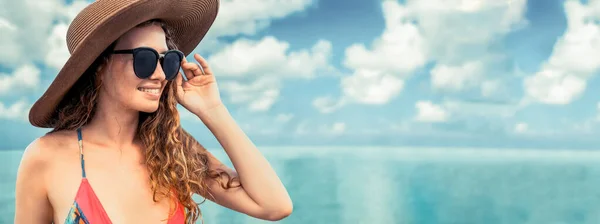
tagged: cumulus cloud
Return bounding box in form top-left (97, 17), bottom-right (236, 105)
top-left (0, 100), bottom-right (30, 121)
top-left (219, 76), bottom-right (281, 112)
top-left (275, 113), bottom-right (294, 123)
top-left (415, 101), bottom-right (449, 123)
top-left (341, 69), bottom-right (404, 105)
top-left (211, 0), bottom-right (314, 37)
top-left (514, 122), bottom-right (528, 133)
top-left (330, 122), bottom-right (346, 135)
top-left (0, 0), bottom-right (86, 122)
top-left (442, 100), bottom-right (521, 119)
top-left (295, 121), bottom-right (346, 136)
top-left (338, 1), bottom-right (427, 105)
top-left (209, 36), bottom-right (336, 112)
top-left (0, 64), bottom-right (41, 96)
top-left (314, 0), bottom-right (527, 113)
top-left (0, 0), bottom-right (87, 69)
top-left (312, 96), bottom-right (345, 114)
top-left (209, 37), bottom-right (334, 79)
top-left (44, 23), bottom-right (71, 70)
top-left (431, 60), bottom-right (484, 92)
top-left (195, 0), bottom-right (316, 54)
top-left (524, 0), bottom-right (600, 105)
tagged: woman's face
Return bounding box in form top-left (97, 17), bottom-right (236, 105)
top-left (100, 24), bottom-right (170, 113)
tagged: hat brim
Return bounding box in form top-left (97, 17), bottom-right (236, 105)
top-left (29, 0), bottom-right (219, 128)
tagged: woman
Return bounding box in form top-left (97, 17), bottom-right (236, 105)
top-left (14, 0), bottom-right (293, 223)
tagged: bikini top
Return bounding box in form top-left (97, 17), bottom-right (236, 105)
top-left (64, 128), bottom-right (186, 224)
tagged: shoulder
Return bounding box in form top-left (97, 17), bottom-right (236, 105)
top-left (18, 130), bottom-right (77, 173)
top-left (14, 131), bottom-right (74, 223)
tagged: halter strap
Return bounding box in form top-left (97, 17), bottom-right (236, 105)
top-left (76, 128), bottom-right (87, 178)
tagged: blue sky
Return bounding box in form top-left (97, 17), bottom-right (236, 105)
top-left (2, 0), bottom-right (600, 149)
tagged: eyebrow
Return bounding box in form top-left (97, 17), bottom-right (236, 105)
top-left (134, 46), bottom-right (168, 53)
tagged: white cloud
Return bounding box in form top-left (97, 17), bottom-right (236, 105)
top-left (210, 0), bottom-right (314, 37)
top-left (275, 113), bottom-right (294, 123)
top-left (0, 100), bottom-right (30, 121)
top-left (312, 96), bottom-right (345, 114)
top-left (295, 121), bottom-right (346, 136)
top-left (249, 88), bottom-right (279, 112)
top-left (415, 101), bottom-right (449, 123)
top-left (196, 0), bottom-right (316, 54)
top-left (431, 60), bottom-right (483, 92)
top-left (344, 2), bottom-right (428, 75)
top-left (411, 0), bottom-right (527, 59)
top-left (220, 76), bottom-right (281, 112)
top-left (0, 64), bottom-right (41, 96)
top-left (335, 1), bottom-right (426, 106)
top-left (45, 23), bottom-right (70, 70)
top-left (514, 122), bottom-right (528, 133)
top-left (0, 17), bottom-right (16, 30)
top-left (413, 0), bottom-right (527, 94)
top-left (315, 0), bottom-right (527, 113)
top-left (481, 79), bottom-right (503, 98)
top-left (210, 36), bottom-right (335, 112)
top-left (524, 70), bottom-right (586, 105)
top-left (0, 0), bottom-right (87, 69)
top-left (341, 69), bottom-right (404, 105)
top-left (209, 37), bottom-right (333, 79)
top-left (330, 122), bottom-right (346, 135)
top-left (524, 0), bottom-right (600, 105)
top-left (442, 100), bottom-right (521, 119)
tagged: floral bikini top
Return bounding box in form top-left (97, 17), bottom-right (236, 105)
top-left (64, 128), bottom-right (186, 224)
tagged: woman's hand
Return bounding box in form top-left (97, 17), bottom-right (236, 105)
top-left (175, 53), bottom-right (223, 116)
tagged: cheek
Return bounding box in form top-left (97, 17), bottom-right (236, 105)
top-left (104, 63), bottom-right (140, 99)
top-left (161, 80), bottom-right (169, 92)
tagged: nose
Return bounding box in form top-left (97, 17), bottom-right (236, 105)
top-left (149, 60), bottom-right (166, 81)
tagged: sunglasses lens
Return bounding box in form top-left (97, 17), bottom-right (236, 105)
top-left (133, 49), bottom-right (157, 79)
top-left (162, 51), bottom-right (182, 80)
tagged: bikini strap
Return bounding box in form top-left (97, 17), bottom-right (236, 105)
top-left (76, 128), bottom-right (87, 178)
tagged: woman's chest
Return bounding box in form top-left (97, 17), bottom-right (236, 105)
top-left (47, 153), bottom-right (177, 224)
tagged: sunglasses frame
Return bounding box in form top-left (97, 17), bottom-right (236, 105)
top-left (111, 47), bottom-right (184, 80)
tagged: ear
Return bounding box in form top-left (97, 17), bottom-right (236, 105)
top-left (94, 57), bottom-right (112, 89)
top-left (95, 57), bottom-right (113, 80)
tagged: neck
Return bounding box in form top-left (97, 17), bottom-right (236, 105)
top-left (85, 93), bottom-right (140, 148)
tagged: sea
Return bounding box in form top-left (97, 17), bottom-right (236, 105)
top-left (1, 146), bottom-right (600, 224)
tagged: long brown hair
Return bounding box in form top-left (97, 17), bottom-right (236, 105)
top-left (49, 20), bottom-right (238, 224)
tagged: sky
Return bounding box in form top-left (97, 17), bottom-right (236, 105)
top-left (1, 0), bottom-right (600, 149)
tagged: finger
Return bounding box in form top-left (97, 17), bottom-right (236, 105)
top-left (175, 71), bottom-right (183, 86)
top-left (182, 60), bottom-right (204, 77)
top-left (180, 56), bottom-right (196, 80)
top-left (194, 54), bottom-right (212, 75)
top-left (175, 72), bottom-right (184, 93)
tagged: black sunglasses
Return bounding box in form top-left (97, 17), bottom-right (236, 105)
top-left (111, 47), bottom-right (184, 80)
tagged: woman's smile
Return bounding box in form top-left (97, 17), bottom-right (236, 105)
top-left (137, 86), bottom-right (162, 100)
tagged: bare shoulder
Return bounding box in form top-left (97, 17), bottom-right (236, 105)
top-left (14, 130), bottom-right (76, 223)
top-left (19, 130), bottom-right (77, 171)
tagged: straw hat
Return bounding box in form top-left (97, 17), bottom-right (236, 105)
top-left (28, 0), bottom-right (219, 128)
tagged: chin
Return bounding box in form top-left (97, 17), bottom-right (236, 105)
top-left (130, 97), bottom-right (161, 113)
top-left (132, 89), bottom-right (163, 113)
top-left (136, 103), bottom-right (160, 113)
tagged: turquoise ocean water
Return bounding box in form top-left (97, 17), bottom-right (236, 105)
top-left (1, 147), bottom-right (600, 224)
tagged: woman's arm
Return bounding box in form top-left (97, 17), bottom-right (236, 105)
top-left (195, 104), bottom-right (293, 221)
top-left (14, 139), bottom-right (54, 224)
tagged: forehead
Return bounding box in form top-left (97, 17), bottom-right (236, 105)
top-left (114, 25), bottom-right (168, 51)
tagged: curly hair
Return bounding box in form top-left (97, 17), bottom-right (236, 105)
top-left (48, 20), bottom-right (238, 224)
